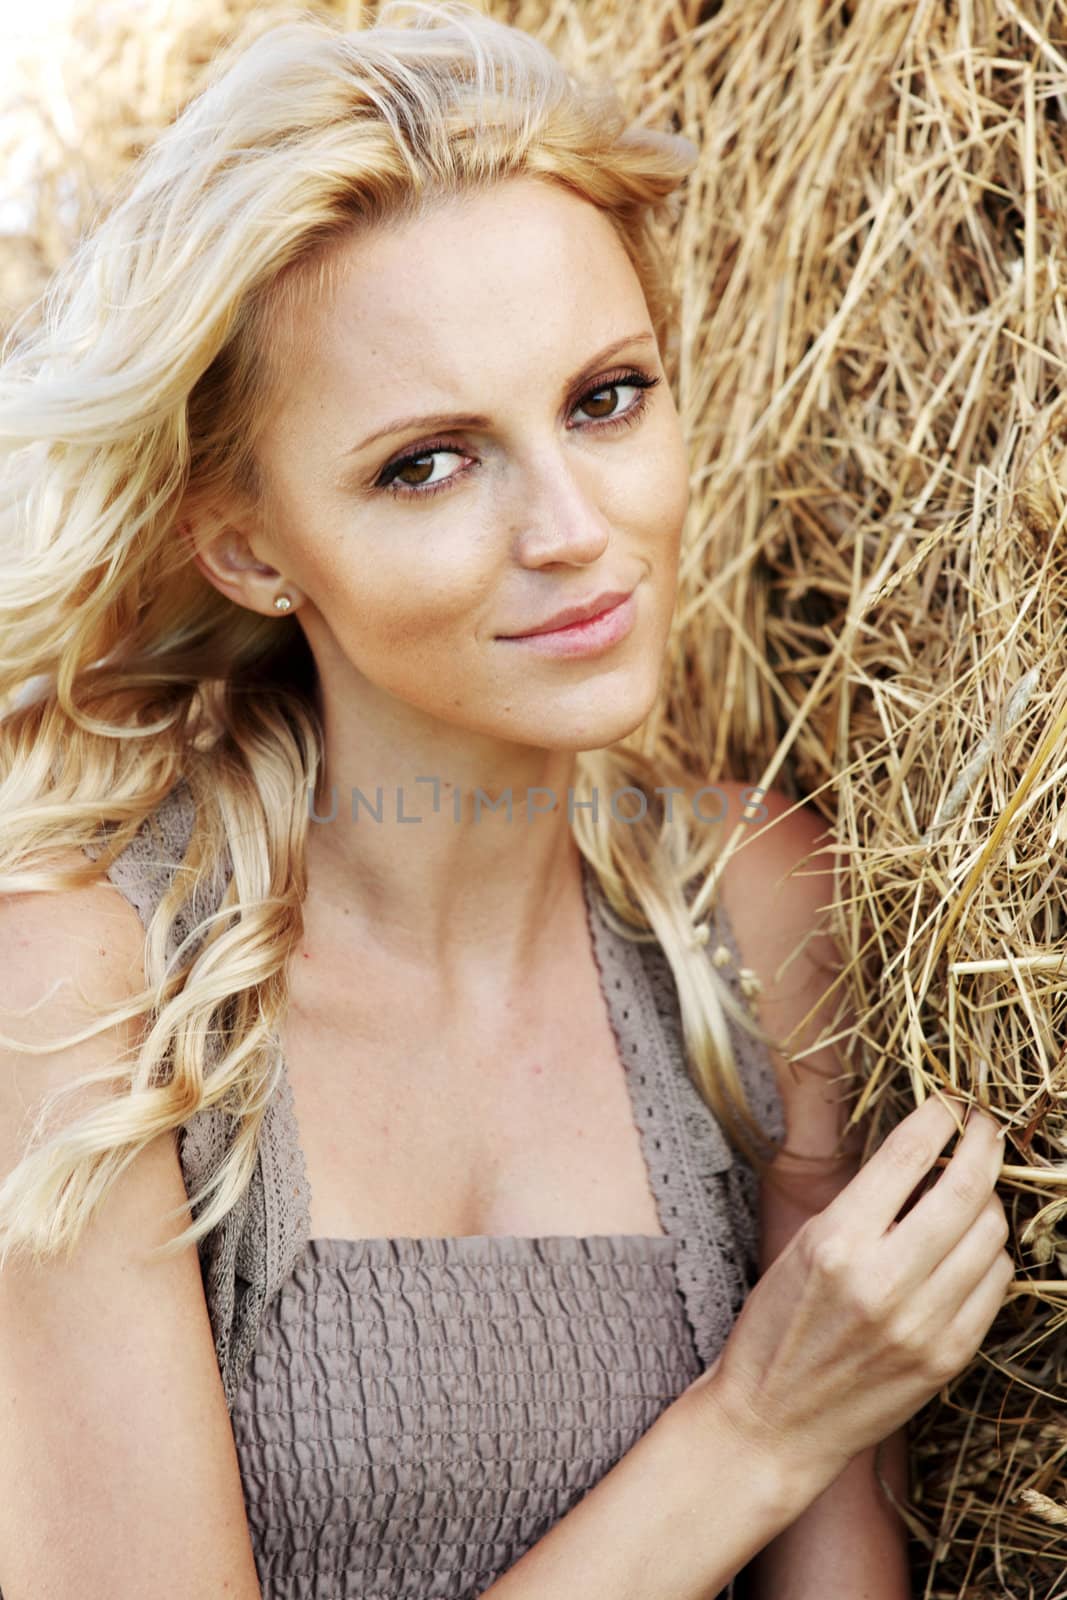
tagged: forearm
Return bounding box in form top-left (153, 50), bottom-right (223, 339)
top-left (740, 1424), bottom-right (911, 1600)
top-left (480, 1384), bottom-right (827, 1600)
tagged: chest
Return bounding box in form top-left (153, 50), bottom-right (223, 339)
top-left (278, 930), bottom-right (665, 1241)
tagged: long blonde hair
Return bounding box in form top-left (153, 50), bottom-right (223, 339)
top-left (0, 0), bottom-right (780, 1272)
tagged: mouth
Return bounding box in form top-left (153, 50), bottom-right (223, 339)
top-left (497, 587), bottom-right (635, 641)
top-left (495, 587), bottom-right (639, 658)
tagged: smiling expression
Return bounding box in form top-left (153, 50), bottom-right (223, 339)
top-left (209, 174), bottom-right (692, 756)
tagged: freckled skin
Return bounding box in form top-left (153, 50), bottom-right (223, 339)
top-left (191, 173), bottom-right (690, 778)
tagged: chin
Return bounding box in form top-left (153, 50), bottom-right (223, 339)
top-left (531, 691), bottom-right (661, 754)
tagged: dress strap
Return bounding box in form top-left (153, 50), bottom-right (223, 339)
top-left (82, 776), bottom-right (219, 956)
top-left (578, 857), bottom-right (784, 1371)
top-left (83, 779), bottom-right (308, 1410)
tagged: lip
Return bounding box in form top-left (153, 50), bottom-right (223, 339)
top-left (495, 588), bottom-right (638, 659)
top-left (499, 588), bottom-right (634, 640)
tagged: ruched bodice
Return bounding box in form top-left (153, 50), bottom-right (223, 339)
top-left (234, 1233), bottom-right (702, 1597)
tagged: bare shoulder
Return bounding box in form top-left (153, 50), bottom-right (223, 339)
top-left (699, 781), bottom-right (863, 1230)
top-left (0, 851), bottom-right (261, 1595)
top-left (1, 840), bottom-right (149, 974)
top-left (709, 781), bottom-right (837, 1012)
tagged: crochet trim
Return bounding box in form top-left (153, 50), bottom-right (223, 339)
top-left (577, 855), bottom-right (781, 1368)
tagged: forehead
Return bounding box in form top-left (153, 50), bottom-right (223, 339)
top-left (270, 176), bottom-right (649, 408)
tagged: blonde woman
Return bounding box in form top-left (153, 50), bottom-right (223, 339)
top-left (0, 5), bottom-right (1012, 1597)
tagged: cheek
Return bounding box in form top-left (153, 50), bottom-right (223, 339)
top-left (660, 420), bottom-right (692, 542)
top-left (629, 417), bottom-right (689, 567)
top-left (310, 531), bottom-right (490, 664)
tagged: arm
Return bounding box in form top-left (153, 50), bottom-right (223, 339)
top-left (480, 1369), bottom-right (837, 1600)
top-left (738, 1169), bottom-right (911, 1600)
top-left (717, 788), bottom-right (912, 1600)
top-left (0, 866), bottom-right (262, 1598)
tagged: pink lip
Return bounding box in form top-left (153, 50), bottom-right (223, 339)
top-left (501, 589), bottom-right (633, 639)
top-left (496, 588), bottom-right (638, 659)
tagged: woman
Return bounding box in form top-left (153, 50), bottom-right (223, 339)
top-left (0, 4), bottom-right (1012, 1596)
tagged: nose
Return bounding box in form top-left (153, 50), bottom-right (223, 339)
top-left (508, 443), bottom-right (614, 568)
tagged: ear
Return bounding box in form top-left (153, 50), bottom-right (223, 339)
top-left (178, 503), bottom-right (302, 617)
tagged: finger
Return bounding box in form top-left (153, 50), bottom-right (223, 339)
top-left (889, 1111), bottom-right (1005, 1271)
top-left (941, 1247), bottom-right (1015, 1374)
top-left (819, 1092), bottom-right (970, 1238)
top-left (894, 1187), bottom-right (1008, 1326)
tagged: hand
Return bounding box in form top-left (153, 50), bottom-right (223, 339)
top-left (684, 1094), bottom-right (1012, 1490)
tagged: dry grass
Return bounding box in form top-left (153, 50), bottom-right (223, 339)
top-left (3, 0), bottom-right (1067, 1593)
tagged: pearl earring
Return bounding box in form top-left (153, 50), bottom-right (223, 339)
top-left (273, 594), bottom-right (293, 613)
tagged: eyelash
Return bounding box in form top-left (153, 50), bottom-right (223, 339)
top-left (373, 367), bottom-right (662, 501)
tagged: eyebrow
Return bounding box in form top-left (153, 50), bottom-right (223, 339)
top-left (341, 331), bottom-right (658, 459)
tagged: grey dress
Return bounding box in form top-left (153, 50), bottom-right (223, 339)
top-left (78, 780), bottom-right (785, 1599)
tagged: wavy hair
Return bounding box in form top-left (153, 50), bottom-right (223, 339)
top-left (0, 0), bottom-right (781, 1272)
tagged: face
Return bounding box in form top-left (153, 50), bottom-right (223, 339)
top-left (194, 174), bottom-right (691, 765)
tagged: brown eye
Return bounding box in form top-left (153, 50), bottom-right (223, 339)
top-left (580, 386), bottom-right (621, 419)
top-left (394, 457), bottom-right (436, 487)
top-left (377, 442), bottom-right (469, 496)
top-left (572, 372), bottom-right (659, 426)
